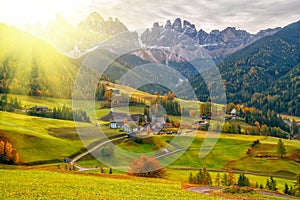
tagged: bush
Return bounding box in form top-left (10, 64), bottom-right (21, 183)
top-left (100, 146), bottom-right (114, 157)
top-left (134, 138), bottom-right (143, 144)
top-left (127, 154), bottom-right (165, 178)
top-left (251, 139), bottom-right (260, 147)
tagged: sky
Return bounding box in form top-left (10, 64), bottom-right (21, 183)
top-left (0, 0), bottom-right (300, 33)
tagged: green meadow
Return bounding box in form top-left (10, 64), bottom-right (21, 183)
top-left (0, 169), bottom-right (218, 200)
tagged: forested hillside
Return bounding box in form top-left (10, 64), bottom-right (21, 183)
top-left (191, 20), bottom-right (300, 116)
top-left (0, 24), bottom-right (78, 98)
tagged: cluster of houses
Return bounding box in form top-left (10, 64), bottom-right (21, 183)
top-left (100, 110), bottom-right (166, 133)
top-left (102, 109), bottom-right (214, 133)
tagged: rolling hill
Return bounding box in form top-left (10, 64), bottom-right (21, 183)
top-left (0, 24), bottom-right (78, 98)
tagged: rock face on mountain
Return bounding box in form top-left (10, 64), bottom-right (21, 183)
top-left (41, 12), bottom-right (128, 58)
top-left (34, 13), bottom-right (281, 61)
top-left (141, 18), bottom-right (281, 58)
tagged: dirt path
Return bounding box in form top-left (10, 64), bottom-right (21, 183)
top-left (187, 186), bottom-right (223, 194)
top-left (154, 148), bottom-right (187, 159)
top-left (70, 135), bottom-right (128, 171)
top-left (257, 190), bottom-right (298, 199)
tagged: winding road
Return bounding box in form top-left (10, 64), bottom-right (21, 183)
top-left (70, 135), bottom-right (186, 171)
top-left (70, 135), bottom-right (128, 171)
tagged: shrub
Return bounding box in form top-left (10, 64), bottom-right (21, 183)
top-left (100, 146), bottom-right (114, 157)
top-left (127, 154), bottom-right (165, 178)
top-left (251, 139), bottom-right (260, 147)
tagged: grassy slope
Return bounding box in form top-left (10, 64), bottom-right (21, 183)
top-left (0, 169), bottom-right (218, 200)
top-left (0, 111), bottom-right (89, 163)
top-left (161, 134), bottom-right (300, 176)
top-left (76, 133), bottom-right (300, 177)
top-left (0, 24), bottom-right (78, 98)
top-left (7, 94), bottom-right (103, 121)
top-left (0, 111), bottom-right (124, 164)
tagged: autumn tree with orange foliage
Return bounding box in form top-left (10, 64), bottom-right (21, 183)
top-left (127, 154), bottom-right (165, 178)
top-left (0, 140), bottom-right (19, 164)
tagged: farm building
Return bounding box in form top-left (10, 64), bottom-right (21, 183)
top-left (100, 111), bottom-right (140, 130)
top-left (27, 106), bottom-right (50, 113)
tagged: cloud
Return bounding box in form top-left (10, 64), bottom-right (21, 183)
top-left (83, 0), bottom-right (300, 33)
top-left (1, 0), bottom-right (299, 33)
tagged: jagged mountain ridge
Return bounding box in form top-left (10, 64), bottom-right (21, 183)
top-left (39, 12), bottom-right (128, 58)
top-left (27, 13), bottom-right (281, 61)
top-left (144, 18), bottom-right (281, 59)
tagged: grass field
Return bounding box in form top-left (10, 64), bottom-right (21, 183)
top-left (75, 133), bottom-right (300, 179)
top-left (0, 111), bottom-right (122, 164)
top-left (160, 134), bottom-right (300, 176)
top-left (0, 169), bottom-right (219, 200)
top-left (0, 169), bottom-right (295, 199)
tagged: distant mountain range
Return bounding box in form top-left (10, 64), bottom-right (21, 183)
top-left (28, 12), bottom-right (128, 59)
top-left (145, 18), bottom-right (281, 59)
top-left (28, 13), bottom-right (281, 60)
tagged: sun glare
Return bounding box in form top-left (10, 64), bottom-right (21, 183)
top-left (0, 0), bottom-right (90, 28)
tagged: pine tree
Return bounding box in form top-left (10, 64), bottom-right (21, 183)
top-left (238, 174), bottom-right (245, 187)
top-left (189, 172), bottom-right (193, 184)
top-left (270, 177), bottom-right (278, 191)
top-left (228, 168), bottom-right (235, 186)
top-left (221, 173), bottom-right (229, 186)
top-left (295, 173), bottom-right (300, 197)
top-left (277, 139), bottom-right (287, 158)
top-left (255, 181), bottom-right (259, 188)
top-left (266, 178), bottom-right (271, 190)
top-left (259, 183), bottom-right (264, 189)
top-left (284, 183), bottom-right (290, 194)
top-left (266, 177), bottom-right (277, 191)
top-left (206, 171), bottom-right (212, 186)
top-left (215, 172), bottom-right (220, 186)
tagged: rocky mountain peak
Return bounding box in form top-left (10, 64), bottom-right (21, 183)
top-left (182, 20), bottom-right (197, 39)
top-left (147, 18), bottom-right (282, 58)
top-left (84, 12), bottom-right (105, 32)
top-left (153, 22), bottom-right (162, 28)
top-left (165, 20), bottom-right (172, 29)
top-left (172, 18), bottom-right (182, 32)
